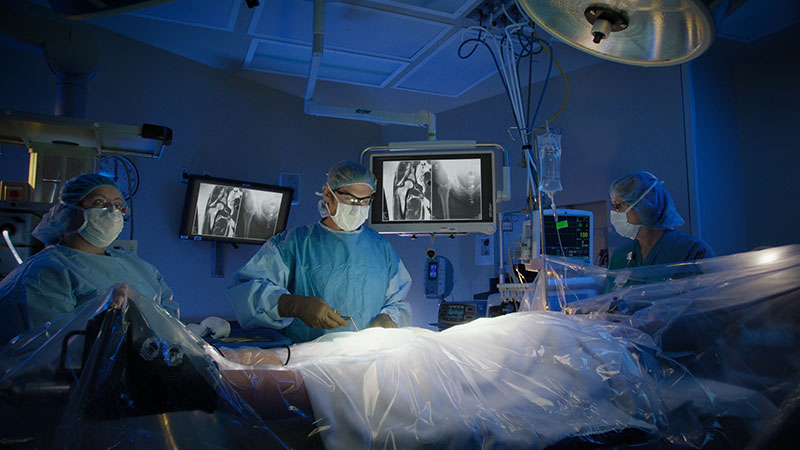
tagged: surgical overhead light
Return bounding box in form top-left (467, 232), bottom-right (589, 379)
top-left (516, 0), bottom-right (738, 66)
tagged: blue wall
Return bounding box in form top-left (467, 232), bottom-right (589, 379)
top-left (684, 41), bottom-right (749, 256)
top-left (687, 23), bottom-right (800, 253)
top-left (734, 25), bottom-right (800, 250)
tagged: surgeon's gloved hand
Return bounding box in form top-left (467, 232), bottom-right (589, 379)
top-left (368, 314), bottom-right (398, 329)
top-left (108, 283), bottom-right (130, 311)
top-left (187, 316), bottom-right (231, 338)
top-left (278, 294), bottom-right (349, 329)
top-left (201, 316), bottom-right (231, 338)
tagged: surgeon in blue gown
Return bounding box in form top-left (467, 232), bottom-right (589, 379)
top-left (0, 174), bottom-right (173, 344)
top-left (608, 171), bottom-right (713, 273)
top-left (227, 160), bottom-right (411, 344)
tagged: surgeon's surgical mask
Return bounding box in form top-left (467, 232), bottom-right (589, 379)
top-left (327, 188), bottom-right (371, 231)
top-left (78, 207), bottom-right (125, 248)
top-left (610, 178), bottom-right (659, 240)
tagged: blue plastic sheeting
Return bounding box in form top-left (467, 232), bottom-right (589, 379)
top-left (1, 245), bottom-right (799, 449)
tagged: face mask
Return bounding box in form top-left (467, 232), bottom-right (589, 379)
top-left (610, 178), bottom-right (659, 240)
top-left (610, 210), bottom-right (641, 240)
top-left (327, 191), bottom-right (370, 231)
top-left (78, 207), bottom-right (124, 248)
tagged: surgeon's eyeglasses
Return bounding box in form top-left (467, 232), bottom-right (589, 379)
top-left (334, 189), bottom-right (373, 206)
top-left (87, 198), bottom-right (128, 214)
top-left (611, 201), bottom-right (627, 212)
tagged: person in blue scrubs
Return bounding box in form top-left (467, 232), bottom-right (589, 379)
top-left (608, 171), bottom-right (713, 271)
top-left (0, 174), bottom-right (173, 344)
top-left (227, 160), bottom-right (412, 344)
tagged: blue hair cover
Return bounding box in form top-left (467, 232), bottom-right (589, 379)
top-left (326, 160), bottom-right (376, 191)
top-left (609, 171), bottom-right (684, 230)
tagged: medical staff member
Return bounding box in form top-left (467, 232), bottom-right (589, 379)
top-left (227, 160), bottom-right (412, 344)
top-left (608, 171), bottom-right (713, 270)
top-left (0, 174), bottom-right (173, 344)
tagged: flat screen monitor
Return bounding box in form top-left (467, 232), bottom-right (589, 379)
top-left (369, 150), bottom-right (496, 235)
top-left (179, 175), bottom-right (293, 245)
top-left (533, 209), bottom-right (593, 261)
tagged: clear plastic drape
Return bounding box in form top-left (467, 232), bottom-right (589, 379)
top-left (2, 245), bottom-right (799, 449)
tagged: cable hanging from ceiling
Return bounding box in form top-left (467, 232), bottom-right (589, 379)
top-left (458, 0), bottom-right (569, 211)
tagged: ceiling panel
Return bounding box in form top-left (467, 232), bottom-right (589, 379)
top-left (392, 29), bottom-right (498, 97)
top-left (249, 0), bottom-right (452, 61)
top-left (368, 0), bottom-right (481, 18)
top-left (244, 39), bottom-right (408, 87)
top-left (128, 0), bottom-right (240, 32)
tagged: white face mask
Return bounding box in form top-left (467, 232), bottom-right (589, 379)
top-left (610, 178), bottom-right (659, 240)
top-left (78, 207), bottom-right (124, 248)
top-left (327, 190), bottom-right (370, 231)
top-left (610, 210), bottom-right (641, 240)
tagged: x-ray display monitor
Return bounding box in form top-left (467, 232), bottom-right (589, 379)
top-left (179, 175), bottom-right (293, 245)
top-left (369, 150), bottom-right (496, 235)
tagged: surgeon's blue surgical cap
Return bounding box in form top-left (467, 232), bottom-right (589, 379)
top-left (609, 171), bottom-right (684, 230)
top-left (32, 174), bottom-right (121, 245)
top-left (326, 160), bottom-right (377, 191)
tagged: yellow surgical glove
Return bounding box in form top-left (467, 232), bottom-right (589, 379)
top-left (278, 294), bottom-right (349, 329)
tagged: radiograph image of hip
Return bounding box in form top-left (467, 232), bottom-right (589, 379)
top-left (193, 183), bottom-right (282, 239)
top-left (381, 159), bottom-right (482, 221)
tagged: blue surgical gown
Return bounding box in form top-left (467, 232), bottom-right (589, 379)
top-left (0, 245), bottom-right (173, 344)
top-left (226, 222), bottom-right (412, 344)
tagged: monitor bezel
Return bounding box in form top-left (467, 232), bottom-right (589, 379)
top-left (369, 149), bottom-right (497, 235)
top-left (178, 175), bottom-right (293, 245)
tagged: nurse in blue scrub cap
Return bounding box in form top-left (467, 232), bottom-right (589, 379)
top-left (608, 171), bottom-right (713, 270)
top-left (0, 174), bottom-right (174, 344)
top-left (227, 160), bottom-right (412, 344)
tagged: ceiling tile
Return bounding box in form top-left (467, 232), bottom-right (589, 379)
top-left (244, 39), bottom-right (408, 87)
top-left (368, 0), bottom-right (481, 18)
top-left (249, 0), bottom-right (451, 61)
top-left (392, 29), bottom-right (498, 97)
top-left (128, 0), bottom-right (239, 32)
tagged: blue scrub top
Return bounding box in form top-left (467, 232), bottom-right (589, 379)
top-left (609, 229), bottom-right (713, 270)
top-left (606, 230), bottom-right (713, 292)
top-left (0, 245), bottom-right (173, 344)
top-left (226, 222), bottom-right (412, 343)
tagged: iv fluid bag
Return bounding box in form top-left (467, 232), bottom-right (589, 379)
top-left (538, 132), bottom-right (562, 193)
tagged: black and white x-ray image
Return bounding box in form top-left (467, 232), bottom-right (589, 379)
top-left (193, 184), bottom-right (283, 239)
top-left (431, 159), bottom-right (482, 220)
top-left (236, 189), bottom-right (283, 239)
top-left (193, 184), bottom-right (243, 237)
top-left (381, 160), bottom-right (433, 221)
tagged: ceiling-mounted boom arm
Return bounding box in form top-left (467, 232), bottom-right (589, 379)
top-left (302, 0), bottom-right (437, 140)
